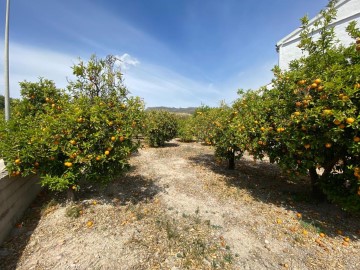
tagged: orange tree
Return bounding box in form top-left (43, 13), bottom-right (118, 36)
top-left (0, 78), bottom-right (68, 179)
top-left (176, 114), bottom-right (195, 142)
top-left (0, 55), bottom-right (144, 199)
top-left (143, 110), bottom-right (178, 147)
top-left (231, 89), bottom-right (273, 162)
top-left (209, 104), bottom-right (242, 170)
top-left (192, 106), bottom-right (218, 144)
top-left (232, 1), bottom-right (360, 211)
top-left (190, 105), bottom-right (242, 169)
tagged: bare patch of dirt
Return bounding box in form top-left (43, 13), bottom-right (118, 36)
top-left (1, 140), bottom-right (359, 269)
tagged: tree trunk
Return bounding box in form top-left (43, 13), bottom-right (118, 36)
top-left (228, 152), bottom-right (235, 170)
top-left (309, 167), bottom-right (326, 201)
top-left (67, 187), bottom-right (76, 202)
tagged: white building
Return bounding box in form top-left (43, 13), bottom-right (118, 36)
top-left (276, 0), bottom-right (360, 70)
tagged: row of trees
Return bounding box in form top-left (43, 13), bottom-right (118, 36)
top-left (0, 55), bottom-right (180, 200)
top-left (177, 1), bottom-right (360, 211)
top-left (1, 0), bottom-right (359, 211)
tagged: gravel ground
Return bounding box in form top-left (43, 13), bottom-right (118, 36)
top-left (0, 139), bottom-right (359, 269)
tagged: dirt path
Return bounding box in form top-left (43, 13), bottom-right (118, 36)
top-left (1, 140), bottom-right (359, 269)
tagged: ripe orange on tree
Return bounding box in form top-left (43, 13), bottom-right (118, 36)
top-left (325, 143), bottom-right (332, 148)
top-left (346, 118), bottom-right (355, 124)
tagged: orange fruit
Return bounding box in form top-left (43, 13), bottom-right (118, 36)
top-left (325, 143), bottom-right (332, 148)
top-left (96, 156), bottom-right (101, 161)
top-left (311, 83), bottom-right (318, 89)
top-left (111, 136), bottom-right (116, 142)
top-left (64, 162), bottom-right (73, 167)
top-left (296, 213), bottom-right (302, 218)
top-left (70, 140), bottom-right (76, 145)
top-left (304, 144), bottom-right (311, 149)
top-left (86, 221), bottom-right (93, 228)
top-left (319, 232), bottom-right (325, 238)
top-left (15, 159), bottom-right (21, 165)
top-left (119, 136), bottom-right (125, 142)
top-left (333, 119), bottom-right (341, 125)
top-left (354, 136), bottom-right (360, 142)
top-left (105, 150), bottom-right (110, 156)
top-left (314, 78), bottom-right (321, 84)
top-left (298, 80), bottom-right (306, 85)
top-left (346, 118), bottom-right (355, 124)
top-left (323, 109), bottom-right (332, 115)
top-left (317, 86), bottom-right (324, 91)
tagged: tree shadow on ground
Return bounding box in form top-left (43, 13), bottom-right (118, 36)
top-left (0, 168), bottom-right (161, 270)
top-left (161, 142), bottom-right (180, 148)
top-left (144, 142), bottom-right (180, 149)
top-left (77, 169), bottom-right (162, 205)
top-left (0, 189), bottom-right (49, 270)
top-left (189, 153), bottom-right (360, 241)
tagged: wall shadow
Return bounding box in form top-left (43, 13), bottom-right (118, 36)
top-left (189, 153), bottom-right (360, 240)
top-left (0, 189), bottom-right (48, 270)
top-left (0, 168), bottom-right (161, 270)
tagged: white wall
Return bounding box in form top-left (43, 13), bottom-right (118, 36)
top-left (0, 169), bottom-right (41, 245)
top-left (278, 0), bottom-right (360, 70)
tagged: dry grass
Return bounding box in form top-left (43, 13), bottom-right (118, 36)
top-left (0, 139), bottom-right (359, 270)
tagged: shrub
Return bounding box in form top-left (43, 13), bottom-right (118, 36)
top-left (230, 0), bottom-right (360, 211)
top-left (176, 114), bottom-right (195, 142)
top-left (144, 110), bottom-right (178, 147)
top-left (0, 55), bottom-right (144, 199)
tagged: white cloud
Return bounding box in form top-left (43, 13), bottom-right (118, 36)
top-left (0, 40), bottom-right (277, 108)
top-left (0, 40), bottom-right (77, 98)
top-left (121, 61), bottom-right (224, 108)
top-left (116, 53), bottom-right (140, 70)
top-left (0, 42), bottom-right (220, 107)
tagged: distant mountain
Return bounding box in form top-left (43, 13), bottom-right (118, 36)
top-left (146, 106), bottom-right (197, 114)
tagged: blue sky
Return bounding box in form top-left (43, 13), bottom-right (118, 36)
top-left (0, 0), bottom-right (329, 108)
